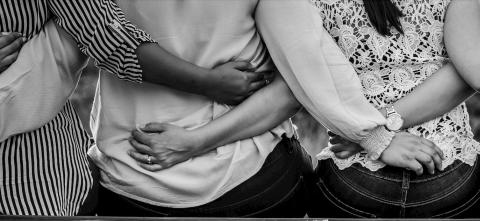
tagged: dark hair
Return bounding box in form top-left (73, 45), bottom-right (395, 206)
top-left (363, 0), bottom-right (404, 36)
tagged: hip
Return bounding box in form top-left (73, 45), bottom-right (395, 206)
top-left (312, 156), bottom-right (480, 218)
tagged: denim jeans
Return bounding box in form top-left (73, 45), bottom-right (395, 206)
top-left (98, 137), bottom-right (315, 218)
top-left (309, 158), bottom-right (480, 218)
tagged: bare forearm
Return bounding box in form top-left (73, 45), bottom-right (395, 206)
top-left (136, 43), bottom-right (213, 94)
top-left (444, 0), bottom-right (480, 91)
top-left (384, 63), bottom-right (474, 129)
top-left (387, 0), bottom-right (480, 128)
top-left (192, 74), bottom-right (301, 154)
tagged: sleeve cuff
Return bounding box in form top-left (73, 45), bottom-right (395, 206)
top-left (359, 126), bottom-right (395, 161)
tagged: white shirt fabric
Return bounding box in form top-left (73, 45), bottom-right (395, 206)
top-left (0, 21), bottom-right (87, 142)
top-left (88, 0), bottom-right (386, 207)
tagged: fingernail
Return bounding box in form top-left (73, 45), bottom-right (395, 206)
top-left (136, 124), bottom-right (145, 132)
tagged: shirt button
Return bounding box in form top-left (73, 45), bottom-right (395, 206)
top-left (109, 20), bottom-right (122, 33)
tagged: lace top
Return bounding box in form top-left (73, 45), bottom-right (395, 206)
top-left (314, 0), bottom-right (480, 171)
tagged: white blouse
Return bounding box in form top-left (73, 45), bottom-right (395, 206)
top-left (315, 0), bottom-right (480, 171)
top-left (89, 0), bottom-right (387, 208)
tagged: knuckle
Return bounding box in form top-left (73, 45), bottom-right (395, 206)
top-left (13, 39), bottom-right (21, 48)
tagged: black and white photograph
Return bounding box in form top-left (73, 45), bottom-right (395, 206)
top-left (1, 0), bottom-right (480, 220)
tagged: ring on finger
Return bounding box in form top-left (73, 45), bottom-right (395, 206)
top-left (147, 155), bottom-right (153, 165)
top-left (265, 79), bottom-right (270, 85)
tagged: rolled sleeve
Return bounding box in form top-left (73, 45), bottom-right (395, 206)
top-left (48, 0), bottom-right (156, 83)
top-left (255, 0), bottom-right (386, 142)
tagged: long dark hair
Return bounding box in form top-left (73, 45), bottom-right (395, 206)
top-left (363, 0), bottom-right (404, 36)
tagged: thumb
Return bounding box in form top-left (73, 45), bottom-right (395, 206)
top-left (141, 123), bottom-right (173, 133)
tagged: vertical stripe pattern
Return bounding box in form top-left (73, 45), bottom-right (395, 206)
top-left (0, 0), bottom-right (155, 83)
top-left (0, 0), bottom-right (156, 215)
top-left (0, 102), bottom-right (93, 216)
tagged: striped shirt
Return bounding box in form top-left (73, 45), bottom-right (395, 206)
top-left (0, 0), bottom-right (155, 82)
top-left (0, 0), bottom-right (154, 216)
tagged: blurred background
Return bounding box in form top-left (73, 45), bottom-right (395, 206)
top-left (70, 61), bottom-right (480, 158)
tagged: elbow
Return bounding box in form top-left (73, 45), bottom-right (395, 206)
top-left (284, 91), bottom-right (302, 117)
top-left (468, 78), bottom-right (480, 92)
top-left (449, 59), bottom-right (480, 92)
top-left (289, 99), bottom-right (302, 116)
top-left (462, 72), bottom-right (480, 92)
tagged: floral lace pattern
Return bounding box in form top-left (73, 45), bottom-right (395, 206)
top-left (313, 0), bottom-right (480, 171)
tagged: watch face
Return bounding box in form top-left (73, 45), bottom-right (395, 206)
top-left (386, 113), bottom-right (403, 131)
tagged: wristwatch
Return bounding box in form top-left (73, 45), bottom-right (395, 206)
top-left (385, 106), bottom-right (404, 132)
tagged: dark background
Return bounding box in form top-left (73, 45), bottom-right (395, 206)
top-left (70, 61), bottom-right (480, 157)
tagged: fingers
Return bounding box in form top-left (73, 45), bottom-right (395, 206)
top-left (131, 130), bottom-right (152, 146)
top-left (129, 151), bottom-right (170, 171)
top-left (246, 71), bottom-right (275, 83)
top-left (129, 150), bottom-right (183, 172)
top-left (0, 52), bottom-right (19, 72)
top-left (404, 160), bottom-right (424, 176)
top-left (138, 163), bottom-right (165, 172)
top-left (0, 33), bottom-right (23, 72)
top-left (245, 71), bottom-right (276, 96)
top-left (419, 138), bottom-right (443, 157)
top-left (245, 72), bottom-right (264, 82)
top-left (0, 37), bottom-right (23, 57)
top-left (247, 80), bottom-right (267, 95)
top-left (414, 151), bottom-right (435, 175)
top-left (129, 139), bottom-right (153, 155)
top-left (421, 138), bottom-right (444, 160)
top-left (128, 150), bottom-right (151, 164)
top-left (418, 139), bottom-right (443, 171)
top-left (418, 144), bottom-right (443, 172)
top-left (229, 61), bottom-right (254, 71)
top-left (141, 123), bottom-right (166, 132)
top-left (263, 71), bottom-right (275, 82)
top-left (0, 32), bottom-right (22, 49)
top-left (141, 122), bottom-right (174, 133)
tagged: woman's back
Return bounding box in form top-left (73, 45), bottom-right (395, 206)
top-left (313, 0), bottom-right (480, 171)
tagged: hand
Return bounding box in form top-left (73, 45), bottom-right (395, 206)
top-left (328, 131), bottom-right (362, 159)
top-left (206, 61), bottom-right (275, 105)
top-left (128, 123), bottom-right (203, 171)
top-left (0, 32), bottom-right (25, 73)
top-left (380, 132), bottom-right (444, 175)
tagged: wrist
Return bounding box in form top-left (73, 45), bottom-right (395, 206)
top-left (385, 105), bottom-right (404, 132)
top-left (188, 125), bottom-right (227, 155)
top-left (200, 69), bottom-right (219, 97)
top-left (186, 129), bottom-right (208, 153)
top-left (379, 108), bottom-right (387, 118)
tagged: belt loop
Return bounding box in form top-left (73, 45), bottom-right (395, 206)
top-left (399, 170), bottom-right (410, 217)
top-left (283, 134), bottom-right (295, 154)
